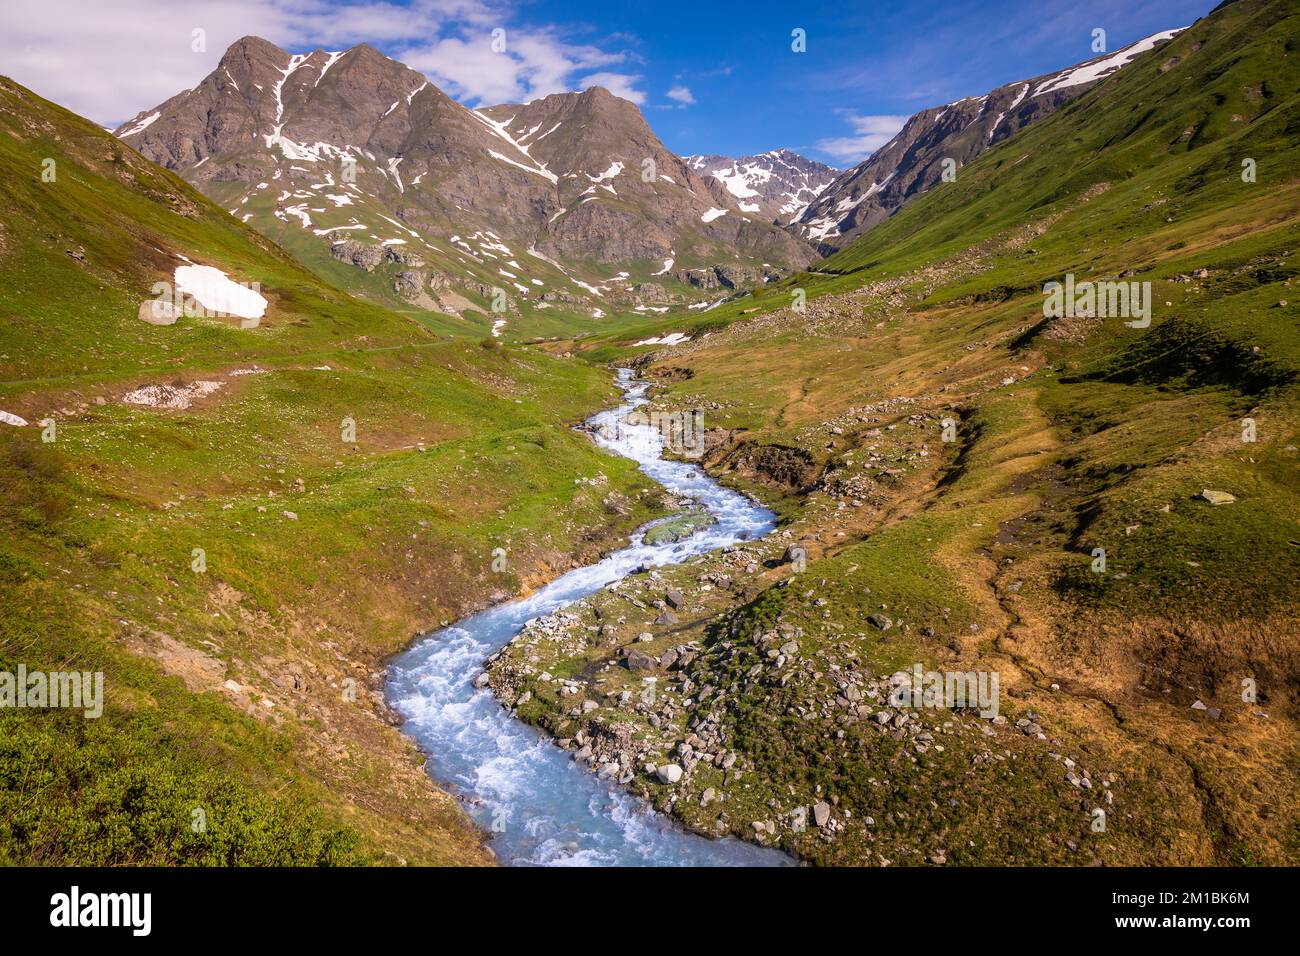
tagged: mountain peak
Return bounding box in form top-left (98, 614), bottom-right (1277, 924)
top-left (685, 149), bottom-right (839, 223)
top-left (219, 35), bottom-right (289, 64)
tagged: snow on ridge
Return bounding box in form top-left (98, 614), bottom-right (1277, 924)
top-left (471, 109), bottom-right (559, 183)
top-left (271, 54), bottom-right (308, 140)
top-left (312, 223), bottom-right (367, 236)
top-left (383, 156), bottom-right (404, 192)
top-left (1033, 28), bottom-right (1184, 97)
top-left (379, 213), bottom-right (420, 238)
top-left (488, 149), bottom-right (559, 183)
top-left (264, 138), bottom-right (357, 164)
top-left (710, 163), bottom-right (764, 199)
top-left (701, 207), bottom-right (728, 223)
top-left (313, 51), bottom-right (344, 87)
top-left (118, 112), bottom-right (160, 138)
top-left (529, 121), bottom-right (562, 144)
top-left (587, 161), bottom-right (624, 183)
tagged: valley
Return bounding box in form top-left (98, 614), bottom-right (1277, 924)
top-left (0, 0), bottom-right (1296, 871)
top-left (476, 0), bottom-right (1300, 864)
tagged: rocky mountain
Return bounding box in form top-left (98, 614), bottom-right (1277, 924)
top-left (792, 28), bottom-right (1183, 249)
top-left (684, 149), bottom-right (838, 223)
top-left (114, 37), bottom-right (816, 332)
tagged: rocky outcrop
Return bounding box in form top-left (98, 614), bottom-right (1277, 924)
top-left (330, 241), bottom-right (425, 271)
top-left (673, 264), bottom-right (783, 290)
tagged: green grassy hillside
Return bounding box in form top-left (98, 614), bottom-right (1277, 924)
top-left (0, 77), bottom-right (664, 864)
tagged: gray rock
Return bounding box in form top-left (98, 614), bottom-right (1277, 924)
top-left (137, 299), bottom-right (180, 325)
top-left (1194, 489), bottom-right (1236, 505)
top-left (813, 801), bottom-right (831, 828)
top-left (656, 763), bottom-right (683, 784)
top-left (626, 649), bottom-right (656, 672)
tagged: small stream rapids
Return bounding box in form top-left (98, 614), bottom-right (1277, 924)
top-left (386, 370), bottom-right (792, 866)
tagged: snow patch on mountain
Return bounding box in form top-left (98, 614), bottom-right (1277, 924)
top-left (174, 264), bottom-right (267, 320)
top-left (1034, 29), bottom-right (1184, 97)
top-left (471, 109), bottom-right (558, 183)
top-left (118, 112), bottom-right (160, 138)
top-left (634, 332), bottom-right (691, 346)
top-left (684, 149), bottom-right (838, 222)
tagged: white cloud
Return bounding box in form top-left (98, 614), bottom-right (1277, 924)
top-left (578, 72), bottom-right (646, 105)
top-left (404, 27), bottom-right (631, 105)
top-left (0, 0), bottom-right (640, 123)
top-left (816, 113), bottom-right (910, 164)
top-left (665, 84), bottom-right (695, 106)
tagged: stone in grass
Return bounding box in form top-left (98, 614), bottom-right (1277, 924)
top-left (665, 588), bottom-right (685, 609)
top-left (1194, 489), bottom-right (1236, 505)
top-left (813, 800), bottom-right (832, 828)
top-left (626, 649), bottom-right (657, 672)
top-left (137, 299), bottom-right (180, 326)
top-left (867, 613), bottom-right (893, 631)
top-left (656, 763), bottom-right (683, 785)
top-left (655, 609), bottom-right (679, 626)
top-left (1191, 700), bottom-right (1222, 718)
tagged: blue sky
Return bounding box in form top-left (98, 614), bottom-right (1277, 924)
top-left (603, 0), bottom-right (1216, 164)
top-left (6, 0), bottom-right (1216, 166)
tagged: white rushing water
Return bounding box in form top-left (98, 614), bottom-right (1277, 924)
top-left (387, 370), bottom-right (791, 865)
